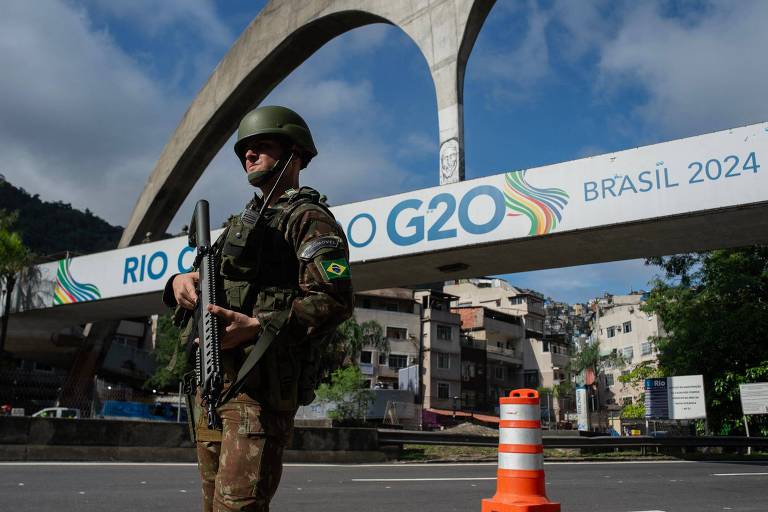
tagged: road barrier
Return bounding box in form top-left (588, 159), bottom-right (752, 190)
top-left (481, 389), bottom-right (560, 512)
top-left (377, 429), bottom-right (768, 450)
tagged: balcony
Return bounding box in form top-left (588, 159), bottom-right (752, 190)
top-left (486, 345), bottom-right (522, 364)
top-left (460, 338), bottom-right (485, 350)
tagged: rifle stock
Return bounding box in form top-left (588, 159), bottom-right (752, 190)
top-left (189, 200), bottom-right (223, 430)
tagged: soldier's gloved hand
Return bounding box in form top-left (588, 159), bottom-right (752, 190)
top-left (207, 304), bottom-right (262, 350)
top-left (172, 272), bottom-right (199, 310)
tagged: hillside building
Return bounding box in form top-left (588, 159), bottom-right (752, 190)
top-left (592, 293), bottom-right (664, 408)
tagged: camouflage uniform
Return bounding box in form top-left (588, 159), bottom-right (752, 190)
top-left (166, 186), bottom-right (354, 511)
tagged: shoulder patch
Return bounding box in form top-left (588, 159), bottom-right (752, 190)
top-left (319, 258), bottom-right (351, 280)
top-left (298, 235), bottom-right (342, 260)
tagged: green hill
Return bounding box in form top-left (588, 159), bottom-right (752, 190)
top-left (0, 177), bottom-right (123, 260)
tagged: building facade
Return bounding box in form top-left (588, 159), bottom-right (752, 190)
top-left (592, 293), bottom-right (663, 408)
top-left (353, 288), bottom-right (420, 390)
top-left (416, 290), bottom-right (462, 411)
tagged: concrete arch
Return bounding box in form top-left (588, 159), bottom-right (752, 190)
top-left (120, 0), bottom-right (495, 247)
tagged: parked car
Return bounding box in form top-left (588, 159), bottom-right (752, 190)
top-left (32, 407), bottom-right (81, 419)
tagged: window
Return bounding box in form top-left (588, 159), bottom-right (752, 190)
top-left (462, 361), bottom-right (476, 380)
top-left (361, 298), bottom-right (371, 309)
top-left (386, 327), bottom-right (407, 340)
top-left (622, 346), bottom-right (634, 362)
top-left (437, 325), bottom-right (452, 341)
top-left (524, 370), bottom-right (539, 387)
top-left (607, 326), bottom-right (617, 338)
top-left (542, 340), bottom-right (550, 352)
top-left (360, 351), bottom-right (372, 364)
top-left (388, 354), bottom-right (408, 369)
top-left (507, 366), bottom-right (515, 380)
top-left (437, 352), bottom-right (450, 369)
top-left (386, 303), bottom-right (398, 312)
top-left (437, 382), bottom-right (450, 399)
top-left (510, 296), bottom-right (526, 305)
top-left (605, 374), bottom-right (615, 386)
top-left (379, 352), bottom-right (388, 365)
top-left (494, 366), bottom-right (504, 379)
top-left (641, 342), bottom-right (653, 356)
top-left (623, 321), bottom-right (632, 333)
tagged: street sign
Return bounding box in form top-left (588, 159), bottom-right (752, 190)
top-left (740, 382), bottom-right (768, 415)
top-left (668, 375), bottom-right (707, 419)
top-left (644, 378), bottom-right (668, 418)
top-left (576, 386), bottom-right (589, 431)
top-left (645, 375), bottom-right (706, 420)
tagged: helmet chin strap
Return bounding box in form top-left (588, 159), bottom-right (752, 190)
top-left (256, 151), bottom-right (295, 219)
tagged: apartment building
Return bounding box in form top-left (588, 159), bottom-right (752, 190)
top-left (592, 293), bottom-right (663, 408)
top-left (522, 334), bottom-right (571, 390)
top-left (353, 288), bottom-right (420, 389)
top-left (444, 278), bottom-right (545, 339)
top-left (444, 278), bottom-right (577, 414)
top-left (452, 306), bottom-right (525, 411)
top-left (416, 290), bottom-right (462, 410)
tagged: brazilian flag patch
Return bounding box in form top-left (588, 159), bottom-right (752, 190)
top-left (319, 258), bottom-right (350, 280)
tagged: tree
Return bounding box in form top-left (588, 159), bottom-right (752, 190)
top-left (644, 246), bottom-right (768, 434)
top-left (313, 316), bottom-right (386, 422)
top-left (0, 210), bottom-right (33, 357)
top-left (617, 361), bottom-right (664, 418)
top-left (567, 339), bottom-right (624, 409)
top-left (315, 366), bottom-right (374, 422)
top-left (145, 313), bottom-right (186, 390)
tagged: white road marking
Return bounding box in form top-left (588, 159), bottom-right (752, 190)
top-left (0, 462), bottom-right (199, 467)
top-left (711, 472), bottom-right (768, 476)
top-left (352, 477), bottom-right (496, 482)
top-left (0, 459), bottom-right (707, 468)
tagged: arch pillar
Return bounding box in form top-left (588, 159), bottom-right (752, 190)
top-left (120, 0), bottom-right (495, 247)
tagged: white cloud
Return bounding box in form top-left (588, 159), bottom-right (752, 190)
top-left (0, 0), bottom-right (181, 225)
top-left (472, 1), bottom-right (552, 101)
top-left (83, 0), bottom-right (233, 47)
top-left (597, 1), bottom-right (768, 137)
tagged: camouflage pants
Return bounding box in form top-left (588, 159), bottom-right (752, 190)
top-left (195, 395), bottom-right (295, 512)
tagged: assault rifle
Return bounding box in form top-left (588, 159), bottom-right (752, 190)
top-left (188, 199), bottom-right (223, 430)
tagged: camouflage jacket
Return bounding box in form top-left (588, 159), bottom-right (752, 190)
top-left (164, 186), bottom-right (354, 410)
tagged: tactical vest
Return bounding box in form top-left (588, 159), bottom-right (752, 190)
top-left (217, 187), bottom-right (335, 411)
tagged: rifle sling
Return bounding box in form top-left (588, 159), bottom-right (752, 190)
top-left (217, 309), bottom-right (290, 406)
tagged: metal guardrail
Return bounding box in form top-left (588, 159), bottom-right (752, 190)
top-left (377, 429), bottom-right (768, 449)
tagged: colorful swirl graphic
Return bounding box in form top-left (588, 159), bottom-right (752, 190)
top-left (504, 170), bottom-right (569, 235)
top-left (53, 257), bottom-right (101, 305)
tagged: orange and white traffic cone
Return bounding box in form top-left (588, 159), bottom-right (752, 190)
top-left (481, 389), bottom-right (560, 512)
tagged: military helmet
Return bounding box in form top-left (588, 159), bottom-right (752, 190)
top-left (234, 105), bottom-right (317, 169)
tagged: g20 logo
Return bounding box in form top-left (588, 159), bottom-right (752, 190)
top-left (347, 185), bottom-right (506, 248)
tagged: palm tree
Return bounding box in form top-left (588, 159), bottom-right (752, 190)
top-left (567, 339), bottom-right (624, 409)
top-left (0, 211), bottom-right (33, 357)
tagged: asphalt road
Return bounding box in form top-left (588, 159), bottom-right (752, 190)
top-left (1, 460), bottom-right (767, 511)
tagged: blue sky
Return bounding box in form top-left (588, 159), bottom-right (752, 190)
top-left (2, 0), bottom-right (766, 303)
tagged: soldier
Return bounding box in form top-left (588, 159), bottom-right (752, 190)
top-left (163, 105), bottom-right (354, 511)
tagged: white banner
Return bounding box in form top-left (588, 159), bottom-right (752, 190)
top-left (17, 122), bottom-right (768, 311)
